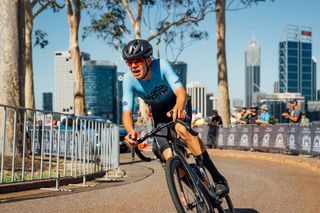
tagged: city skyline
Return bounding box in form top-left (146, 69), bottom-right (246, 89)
top-left (33, 0), bottom-right (320, 109)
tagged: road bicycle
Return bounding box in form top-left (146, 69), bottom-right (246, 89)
top-left (132, 119), bottom-right (235, 213)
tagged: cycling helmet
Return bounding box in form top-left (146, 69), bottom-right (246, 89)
top-left (122, 39), bottom-right (153, 60)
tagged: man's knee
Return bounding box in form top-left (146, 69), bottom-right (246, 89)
top-left (175, 124), bottom-right (190, 139)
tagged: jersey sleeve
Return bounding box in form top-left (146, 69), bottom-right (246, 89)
top-left (122, 74), bottom-right (135, 112)
top-left (161, 59), bottom-right (183, 92)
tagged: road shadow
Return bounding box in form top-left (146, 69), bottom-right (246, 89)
top-left (233, 209), bottom-right (260, 213)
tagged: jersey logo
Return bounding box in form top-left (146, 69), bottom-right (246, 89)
top-left (143, 85), bottom-right (169, 101)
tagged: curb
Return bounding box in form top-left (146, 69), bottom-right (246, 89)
top-left (207, 149), bottom-right (320, 173)
top-left (0, 171), bottom-right (105, 194)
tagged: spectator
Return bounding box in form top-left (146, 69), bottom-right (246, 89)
top-left (255, 104), bottom-right (270, 125)
top-left (236, 106), bottom-right (247, 125)
top-left (208, 110), bottom-right (222, 148)
top-left (300, 111), bottom-right (310, 126)
top-left (244, 105), bottom-right (259, 124)
top-left (208, 110), bottom-right (223, 126)
top-left (191, 110), bottom-right (197, 123)
top-left (281, 99), bottom-right (301, 123)
top-left (37, 120), bottom-right (43, 154)
top-left (192, 113), bottom-right (205, 127)
top-left (52, 119), bottom-right (58, 129)
top-left (135, 110), bottom-right (146, 125)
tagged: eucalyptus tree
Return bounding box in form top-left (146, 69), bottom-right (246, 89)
top-left (25, 0), bottom-right (63, 117)
top-left (0, 0), bottom-right (25, 156)
top-left (66, 0), bottom-right (85, 116)
top-left (216, 0), bottom-right (273, 126)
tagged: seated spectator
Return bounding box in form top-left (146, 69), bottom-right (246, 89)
top-left (244, 105), bottom-right (259, 124)
top-left (255, 104), bottom-right (270, 125)
top-left (192, 113), bottom-right (205, 127)
top-left (236, 106), bottom-right (247, 125)
top-left (300, 111), bottom-right (310, 126)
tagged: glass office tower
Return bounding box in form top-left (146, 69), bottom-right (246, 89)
top-left (83, 61), bottom-right (117, 121)
top-left (170, 61), bottom-right (187, 88)
top-left (245, 37), bottom-right (261, 107)
top-left (279, 25), bottom-right (313, 101)
top-left (42, 92), bottom-right (53, 111)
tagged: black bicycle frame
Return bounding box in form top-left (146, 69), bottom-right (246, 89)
top-left (135, 120), bottom-right (220, 211)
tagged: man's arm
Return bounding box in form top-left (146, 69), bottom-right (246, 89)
top-left (123, 110), bottom-right (135, 134)
top-left (171, 86), bottom-right (187, 121)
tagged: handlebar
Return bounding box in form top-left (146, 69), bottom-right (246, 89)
top-left (128, 119), bottom-right (198, 162)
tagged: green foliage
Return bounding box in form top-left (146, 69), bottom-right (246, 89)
top-left (34, 30), bottom-right (48, 48)
top-left (82, 0), bottom-right (215, 56)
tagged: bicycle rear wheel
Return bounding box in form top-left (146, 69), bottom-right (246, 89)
top-left (165, 156), bottom-right (212, 213)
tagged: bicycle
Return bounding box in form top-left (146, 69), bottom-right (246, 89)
top-left (131, 119), bottom-right (235, 213)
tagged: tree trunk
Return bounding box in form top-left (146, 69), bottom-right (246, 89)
top-left (66, 0), bottom-right (85, 116)
top-left (215, 0), bottom-right (230, 126)
top-left (0, 0), bottom-right (25, 156)
top-left (25, 1), bottom-right (35, 115)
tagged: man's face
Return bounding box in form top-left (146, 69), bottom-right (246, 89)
top-left (290, 102), bottom-right (296, 109)
top-left (127, 58), bottom-right (151, 80)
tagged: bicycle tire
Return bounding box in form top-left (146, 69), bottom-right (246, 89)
top-left (134, 147), bottom-right (151, 162)
top-left (165, 156), bottom-right (212, 213)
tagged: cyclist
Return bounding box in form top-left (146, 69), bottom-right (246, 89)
top-left (122, 39), bottom-right (229, 196)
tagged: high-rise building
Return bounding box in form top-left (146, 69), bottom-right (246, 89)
top-left (42, 92), bottom-right (53, 111)
top-left (170, 61), bottom-right (187, 88)
top-left (187, 82), bottom-right (207, 116)
top-left (245, 37), bottom-right (261, 107)
top-left (116, 72), bottom-right (125, 124)
top-left (55, 51), bottom-right (90, 114)
top-left (82, 60), bottom-right (117, 121)
top-left (312, 58), bottom-right (317, 101)
top-left (206, 93), bottom-right (213, 117)
top-left (279, 25), bottom-right (313, 101)
top-left (274, 81), bottom-right (279, 93)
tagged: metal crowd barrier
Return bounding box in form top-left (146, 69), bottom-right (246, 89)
top-left (0, 104), bottom-right (119, 184)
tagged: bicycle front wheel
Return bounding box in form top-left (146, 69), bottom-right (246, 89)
top-left (165, 156), bottom-right (212, 213)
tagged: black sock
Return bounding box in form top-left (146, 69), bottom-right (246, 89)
top-left (195, 151), bottom-right (226, 183)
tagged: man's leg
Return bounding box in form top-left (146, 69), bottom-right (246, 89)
top-left (174, 123), bottom-right (229, 196)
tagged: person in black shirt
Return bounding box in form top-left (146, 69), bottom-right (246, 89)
top-left (208, 110), bottom-right (223, 126)
top-left (208, 110), bottom-right (223, 148)
top-left (244, 105), bottom-right (259, 124)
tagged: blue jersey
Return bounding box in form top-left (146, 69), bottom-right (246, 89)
top-left (122, 59), bottom-right (183, 112)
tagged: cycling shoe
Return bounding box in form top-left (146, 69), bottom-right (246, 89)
top-left (215, 181), bottom-right (229, 198)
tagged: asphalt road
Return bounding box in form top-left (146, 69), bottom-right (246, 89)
top-left (1, 151), bottom-right (320, 213)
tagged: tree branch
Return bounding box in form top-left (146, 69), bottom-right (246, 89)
top-left (33, 1), bottom-right (51, 18)
top-left (122, 0), bottom-right (136, 27)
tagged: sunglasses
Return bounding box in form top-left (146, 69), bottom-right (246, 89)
top-left (126, 58), bottom-right (145, 67)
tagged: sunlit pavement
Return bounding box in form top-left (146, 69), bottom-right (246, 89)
top-left (1, 150), bottom-right (320, 213)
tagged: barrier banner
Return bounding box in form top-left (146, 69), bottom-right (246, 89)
top-left (217, 127), bottom-right (226, 149)
top-left (311, 125), bottom-right (320, 155)
top-left (251, 125), bottom-right (260, 150)
top-left (288, 125), bottom-right (301, 153)
top-left (296, 126), bottom-right (313, 154)
top-left (193, 126), bottom-right (210, 146)
top-left (225, 127), bottom-right (240, 149)
top-left (238, 125), bottom-right (252, 150)
top-left (269, 125), bottom-right (288, 152)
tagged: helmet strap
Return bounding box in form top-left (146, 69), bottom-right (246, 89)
top-left (142, 58), bottom-right (151, 80)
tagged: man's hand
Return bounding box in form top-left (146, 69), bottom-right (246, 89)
top-left (166, 107), bottom-right (186, 121)
top-left (281, 112), bottom-right (289, 118)
top-left (124, 131), bottom-right (139, 148)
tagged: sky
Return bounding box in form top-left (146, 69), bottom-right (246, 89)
top-left (33, 0), bottom-right (320, 109)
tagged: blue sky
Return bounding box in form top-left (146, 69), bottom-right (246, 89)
top-left (33, 0), bottom-right (320, 109)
